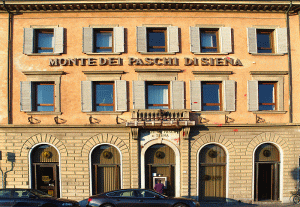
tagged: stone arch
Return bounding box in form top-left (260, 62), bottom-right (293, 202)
top-left (191, 133), bottom-right (235, 156)
top-left (20, 133), bottom-right (68, 157)
top-left (81, 133), bottom-right (129, 156)
top-left (246, 132), bottom-right (290, 156)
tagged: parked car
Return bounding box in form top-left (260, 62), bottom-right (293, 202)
top-left (86, 189), bottom-right (200, 207)
top-left (0, 188), bottom-right (80, 207)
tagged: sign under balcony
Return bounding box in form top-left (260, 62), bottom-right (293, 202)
top-left (126, 109), bottom-right (195, 128)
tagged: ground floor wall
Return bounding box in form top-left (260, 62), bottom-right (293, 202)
top-left (0, 125), bottom-right (298, 203)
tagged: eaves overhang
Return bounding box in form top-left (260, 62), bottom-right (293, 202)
top-left (1, 0), bottom-right (300, 13)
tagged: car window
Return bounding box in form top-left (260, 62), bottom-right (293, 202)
top-left (0, 190), bottom-right (12, 198)
top-left (137, 190), bottom-right (159, 198)
top-left (107, 190), bottom-right (135, 197)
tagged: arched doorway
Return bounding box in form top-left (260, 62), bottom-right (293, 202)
top-left (254, 143), bottom-right (280, 201)
top-left (145, 144), bottom-right (175, 196)
top-left (199, 144), bottom-right (226, 201)
top-left (91, 145), bottom-right (121, 195)
top-left (31, 144), bottom-right (60, 197)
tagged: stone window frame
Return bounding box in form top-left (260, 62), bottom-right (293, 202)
top-left (136, 24), bottom-right (179, 55)
top-left (191, 71), bottom-right (235, 114)
top-left (20, 71), bottom-right (63, 115)
top-left (133, 69), bottom-right (184, 110)
top-left (247, 26), bottom-right (288, 56)
top-left (190, 24), bottom-right (232, 55)
top-left (23, 25), bottom-right (64, 56)
top-left (81, 70), bottom-right (126, 115)
top-left (248, 71), bottom-right (288, 114)
top-left (82, 24), bottom-right (124, 55)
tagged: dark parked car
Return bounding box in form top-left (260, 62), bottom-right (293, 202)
top-left (86, 189), bottom-right (200, 207)
top-left (0, 188), bottom-right (80, 207)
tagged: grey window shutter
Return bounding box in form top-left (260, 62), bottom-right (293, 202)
top-left (54, 27), bottom-right (64, 54)
top-left (133, 81), bottom-right (146, 109)
top-left (83, 27), bottom-right (94, 53)
top-left (248, 80), bottom-right (259, 111)
top-left (168, 26), bottom-right (179, 53)
top-left (20, 81), bottom-right (32, 112)
top-left (223, 80), bottom-right (236, 111)
top-left (23, 28), bottom-right (34, 55)
top-left (276, 28), bottom-right (288, 54)
top-left (171, 81), bottom-right (184, 109)
top-left (190, 80), bottom-right (201, 111)
top-left (190, 27), bottom-right (200, 53)
top-left (114, 27), bottom-right (124, 53)
top-left (137, 26), bottom-right (147, 53)
top-left (247, 28), bottom-right (257, 54)
top-left (81, 81), bottom-right (93, 112)
top-left (115, 80), bottom-right (127, 111)
top-left (220, 27), bottom-right (232, 53)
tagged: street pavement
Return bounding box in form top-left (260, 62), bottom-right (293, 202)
top-left (198, 201), bottom-right (300, 207)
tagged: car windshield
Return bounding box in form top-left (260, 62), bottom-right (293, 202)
top-left (29, 189), bottom-right (53, 198)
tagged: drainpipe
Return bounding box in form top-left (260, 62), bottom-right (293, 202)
top-left (286, 1), bottom-right (293, 123)
top-left (2, 0), bottom-right (11, 124)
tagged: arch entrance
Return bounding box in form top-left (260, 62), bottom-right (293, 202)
top-left (91, 144), bottom-right (121, 195)
top-left (145, 144), bottom-right (175, 196)
top-left (254, 143), bottom-right (280, 201)
top-left (199, 144), bottom-right (226, 201)
top-left (31, 144), bottom-right (60, 197)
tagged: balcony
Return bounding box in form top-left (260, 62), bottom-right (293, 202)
top-left (126, 109), bottom-right (195, 128)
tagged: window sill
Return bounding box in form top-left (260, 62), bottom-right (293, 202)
top-left (26, 112), bottom-right (62, 115)
top-left (193, 52), bottom-right (229, 55)
top-left (140, 52), bottom-right (176, 55)
top-left (85, 52), bottom-right (121, 55)
top-left (252, 111), bottom-right (287, 114)
top-left (26, 53), bottom-right (61, 56)
top-left (193, 111), bottom-right (230, 115)
top-left (251, 53), bottom-right (285, 56)
top-left (87, 111), bottom-right (124, 115)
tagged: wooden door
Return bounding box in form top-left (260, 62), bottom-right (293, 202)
top-left (33, 163), bottom-right (59, 197)
top-left (94, 165), bottom-right (120, 194)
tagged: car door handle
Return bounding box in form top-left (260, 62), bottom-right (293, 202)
top-left (116, 199), bottom-right (120, 201)
top-left (139, 200), bottom-right (143, 202)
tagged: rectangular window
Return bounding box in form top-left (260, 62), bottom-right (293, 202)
top-left (33, 82), bottom-right (55, 112)
top-left (258, 82), bottom-right (276, 110)
top-left (257, 29), bottom-right (273, 53)
top-left (94, 82), bottom-right (114, 111)
top-left (147, 82), bottom-right (169, 109)
top-left (201, 82), bottom-right (222, 111)
top-left (94, 29), bottom-right (113, 53)
top-left (34, 29), bottom-right (54, 53)
top-left (147, 28), bottom-right (167, 52)
top-left (200, 29), bottom-right (218, 53)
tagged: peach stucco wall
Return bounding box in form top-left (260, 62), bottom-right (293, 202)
top-left (0, 10), bottom-right (294, 125)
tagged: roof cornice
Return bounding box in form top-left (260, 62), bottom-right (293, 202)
top-left (1, 1), bottom-right (300, 13)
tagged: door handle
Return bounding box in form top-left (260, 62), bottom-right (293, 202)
top-left (116, 199), bottom-right (120, 201)
top-left (139, 200), bottom-right (143, 202)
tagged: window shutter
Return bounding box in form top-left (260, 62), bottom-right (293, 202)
top-left (83, 27), bottom-right (94, 53)
top-left (248, 80), bottom-right (259, 111)
top-left (115, 80), bottom-right (127, 111)
top-left (220, 27), bottom-right (232, 53)
top-left (114, 27), bottom-right (124, 53)
top-left (23, 28), bottom-right (34, 55)
top-left (276, 28), bottom-right (288, 54)
top-left (190, 27), bottom-right (200, 53)
top-left (133, 81), bottom-right (146, 109)
top-left (168, 26), bottom-right (179, 53)
top-left (247, 28), bottom-right (257, 54)
top-left (171, 81), bottom-right (184, 109)
top-left (81, 81), bottom-right (93, 112)
top-left (223, 80), bottom-right (236, 111)
top-left (137, 26), bottom-right (147, 53)
top-left (190, 80), bottom-right (201, 111)
top-left (20, 81), bottom-right (32, 112)
top-left (54, 27), bottom-right (64, 54)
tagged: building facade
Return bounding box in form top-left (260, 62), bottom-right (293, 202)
top-left (0, 0), bottom-right (300, 203)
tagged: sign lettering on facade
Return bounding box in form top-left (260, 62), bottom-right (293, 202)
top-left (49, 57), bottom-right (243, 67)
top-left (140, 130), bottom-right (180, 146)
